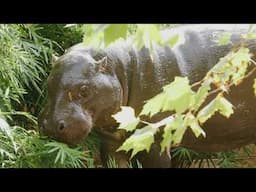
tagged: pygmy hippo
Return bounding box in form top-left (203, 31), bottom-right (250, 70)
top-left (38, 24), bottom-right (256, 168)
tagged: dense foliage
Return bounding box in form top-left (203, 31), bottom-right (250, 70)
top-left (1, 24), bottom-right (256, 168)
top-left (0, 24), bottom-right (101, 168)
top-left (36, 24), bottom-right (84, 55)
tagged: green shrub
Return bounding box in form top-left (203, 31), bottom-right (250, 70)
top-left (0, 116), bottom-right (100, 168)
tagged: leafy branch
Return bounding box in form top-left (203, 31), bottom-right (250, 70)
top-left (82, 24), bottom-right (256, 160)
top-left (113, 45), bottom-right (256, 159)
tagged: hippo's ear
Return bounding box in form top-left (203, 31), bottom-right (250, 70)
top-left (51, 54), bottom-right (59, 65)
top-left (95, 56), bottom-right (114, 75)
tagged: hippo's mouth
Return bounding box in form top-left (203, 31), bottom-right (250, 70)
top-left (39, 110), bottom-right (94, 146)
top-left (55, 123), bottom-right (92, 145)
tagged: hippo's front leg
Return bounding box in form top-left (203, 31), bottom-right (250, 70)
top-left (98, 130), bottom-right (131, 168)
top-left (98, 129), bottom-right (172, 168)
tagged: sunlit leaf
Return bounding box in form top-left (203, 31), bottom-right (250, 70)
top-left (232, 64), bottom-right (247, 85)
top-left (117, 125), bottom-right (156, 158)
top-left (4, 87), bottom-right (10, 98)
top-left (162, 77), bottom-right (195, 114)
top-left (197, 97), bottom-right (218, 124)
top-left (245, 25), bottom-right (256, 39)
top-left (245, 32), bottom-right (256, 39)
top-left (148, 25), bottom-right (161, 44)
top-left (217, 95), bottom-right (234, 118)
top-left (112, 106), bottom-right (140, 132)
top-left (64, 24), bottom-right (77, 28)
top-left (187, 113), bottom-right (206, 138)
top-left (217, 32), bottom-right (232, 46)
top-left (133, 25), bottom-right (162, 51)
top-left (231, 47), bottom-right (250, 67)
top-left (83, 31), bottom-right (104, 49)
top-left (160, 115), bottom-right (183, 153)
top-left (209, 56), bottom-right (230, 76)
top-left (140, 93), bottom-right (166, 117)
top-left (248, 24), bottom-right (256, 33)
top-left (104, 24), bottom-right (128, 47)
top-left (132, 26), bottom-right (145, 50)
top-left (172, 122), bottom-right (187, 144)
top-left (197, 93), bottom-right (234, 124)
top-left (141, 77), bottom-right (195, 116)
top-left (0, 116), bottom-right (10, 133)
top-left (165, 34), bottom-right (179, 48)
top-left (253, 79), bottom-right (256, 96)
top-left (120, 120), bottom-right (140, 132)
top-left (192, 81), bottom-right (211, 111)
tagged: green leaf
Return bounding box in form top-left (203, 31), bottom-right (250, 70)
top-left (232, 64), bottom-right (247, 85)
top-left (104, 24), bottom-right (128, 47)
top-left (0, 115), bottom-right (12, 138)
top-left (248, 24), bottom-right (256, 33)
top-left (119, 120), bottom-right (140, 132)
top-left (217, 32), bottom-right (232, 46)
top-left (162, 77), bottom-right (195, 114)
top-left (190, 121), bottom-right (206, 138)
top-left (187, 113), bottom-right (206, 138)
top-left (172, 113), bottom-right (204, 144)
top-left (0, 116), bottom-right (10, 132)
top-left (231, 48), bottom-right (250, 67)
top-left (140, 93), bottom-right (166, 117)
top-left (83, 30), bottom-right (104, 49)
top-left (230, 48), bottom-right (250, 85)
top-left (197, 97), bottom-right (219, 124)
top-left (217, 95), bottom-right (234, 118)
top-left (192, 81), bottom-right (211, 111)
top-left (4, 87), bottom-right (10, 98)
top-left (245, 25), bottom-right (256, 39)
top-left (197, 94), bottom-right (234, 124)
top-left (172, 121), bottom-right (187, 144)
top-left (133, 26), bottom-right (145, 50)
top-left (140, 77), bottom-right (195, 117)
top-left (161, 127), bottom-right (172, 154)
top-left (117, 125), bottom-right (156, 158)
top-left (160, 115), bottom-right (183, 153)
top-left (64, 24), bottom-right (77, 28)
top-left (245, 32), bottom-right (256, 39)
top-left (133, 25), bottom-right (161, 50)
top-left (253, 79), bottom-right (256, 96)
top-left (209, 56), bottom-right (230, 75)
top-left (208, 47), bottom-right (250, 86)
top-left (112, 106), bottom-right (140, 132)
top-left (166, 34), bottom-right (179, 48)
top-left (148, 25), bottom-right (161, 44)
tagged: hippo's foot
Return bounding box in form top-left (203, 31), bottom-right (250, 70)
top-left (136, 143), bottom-right (172, 168)
top-left (99, 132), bottom-right (173, 168)
top-left (99, 133), bottom-right (131, 168)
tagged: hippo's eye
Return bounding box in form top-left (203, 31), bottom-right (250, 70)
top-left (79, 85), bottom-right (89, 98)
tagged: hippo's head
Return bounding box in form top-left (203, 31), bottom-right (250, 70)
top-left (38, 47), bottom-right (123, 145)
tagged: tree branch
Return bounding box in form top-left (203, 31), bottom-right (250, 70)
top-left (207, 63), bottom-right (256, 97)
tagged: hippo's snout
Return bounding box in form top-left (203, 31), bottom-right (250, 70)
top-left (38, 105), bottom-right (93, 145)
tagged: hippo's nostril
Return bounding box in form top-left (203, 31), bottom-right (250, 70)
top-left (58, 120), bottom-right (65, 131)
